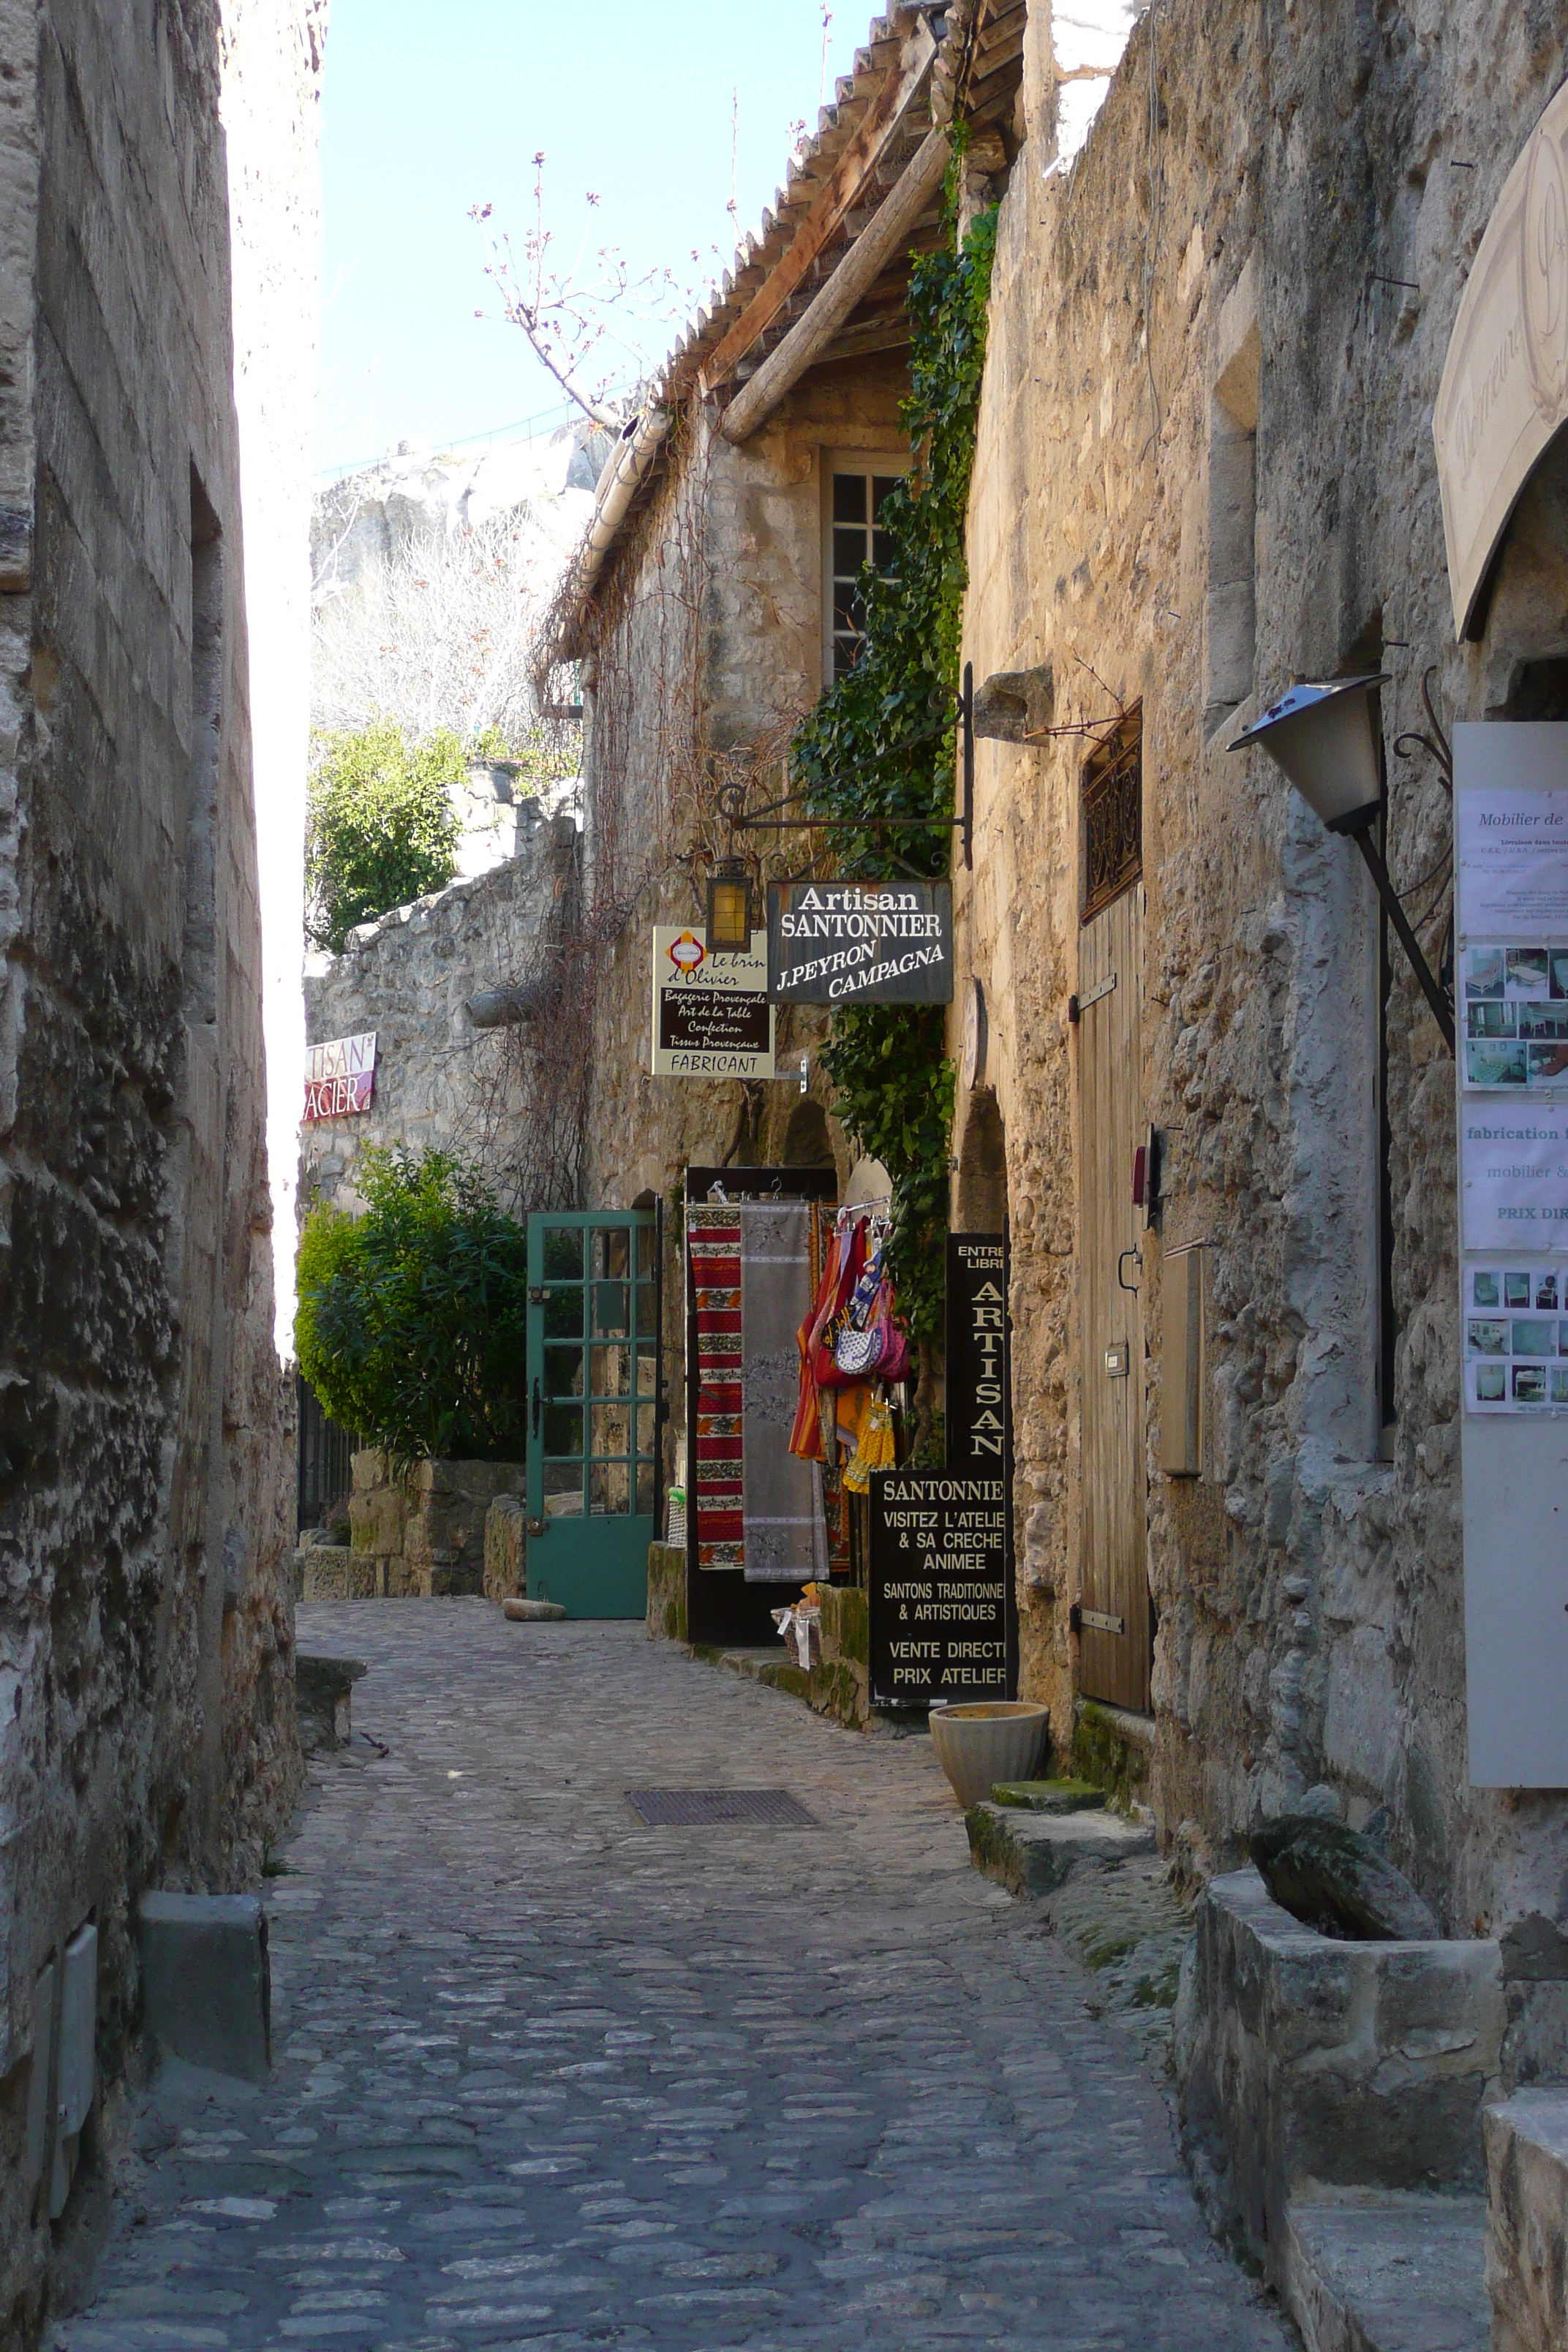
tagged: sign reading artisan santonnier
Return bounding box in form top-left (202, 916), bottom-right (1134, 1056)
top-left (651, 926), bottom-right (775, 1079)
top-left (868, 1473), bottom-right (1010, 1705)
top-left (766, 881), bottom-right (953, 1004)
top-left (303, 1031), bottom-right (377, 1123)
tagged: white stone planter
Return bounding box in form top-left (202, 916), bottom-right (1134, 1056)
top-left (928, 1701), bottom-right (1049, 1807)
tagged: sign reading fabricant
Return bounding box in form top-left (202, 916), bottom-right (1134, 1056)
top-left (946, 1233), bottom-right (1011, 1467)
top-left (1455, 722), bottom-right (1568, 1788)
top-left (651, 926), bottom-right (774, 1078)
top-left (1434, 78), bottom-right (1568, 638)
top-left (303, 1030), bottom-right (377, 1122)
top-left (868, 1473), bottom-right (1011, 1705)
top-left (766, 881), bottom-right (953, 1004)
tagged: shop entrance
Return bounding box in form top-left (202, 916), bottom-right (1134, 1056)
top-left (524, 1210), bottom-right (660, 1618)
top-left (1076, 710), bottom-right (1151, 1714)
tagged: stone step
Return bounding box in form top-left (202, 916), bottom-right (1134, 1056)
top-left (1284, 2193), bottom-right (1488, 2352)
top-left (991, 1776), bottom-right (1107, 1814)
top-left (966, 1796), bottom-right (1154, 1896)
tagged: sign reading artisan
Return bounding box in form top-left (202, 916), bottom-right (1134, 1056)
top-left (766, 881), bottom-right (953, 1004)
top-left (946, 1233), bottom-right (1011, 1467)
top-left (304, 1030), bottom-right (377, 1123)
top-left (868, 1473), bottom-right (1011, 1705)
top-left (651, 926), bottom-right (775, 1079)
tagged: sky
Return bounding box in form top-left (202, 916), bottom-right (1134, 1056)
top-left (314, 0), bottom-right (874, 477)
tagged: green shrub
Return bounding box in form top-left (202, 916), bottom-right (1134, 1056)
top-left (306, 720), bottom-right (462, 952)
top-left (296, 1147), bottom-right (529, 1463)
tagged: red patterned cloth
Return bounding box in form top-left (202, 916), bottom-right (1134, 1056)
top-left (688, 1206), bottom-right (744, 1569)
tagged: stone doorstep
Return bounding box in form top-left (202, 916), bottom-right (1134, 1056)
top-left (1284, 2193), bottom-right (1488, 2352)
top-left (965, 1798), bottom-right (1156, 1897)
top-left (709, 1644), bottom-right (814, 1703)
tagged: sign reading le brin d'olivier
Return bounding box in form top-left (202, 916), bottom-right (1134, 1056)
top-left (946, 1232), bottom-right (1011, 1466)
top-left (651, 926), bottom-right (775, 1079)
top-left (303, 1031), bottom-right (377, 1123)
top-left (766, 881), bottom-right (953, 1004)
top-left (869, 1473), bottom-right (1009, 1705)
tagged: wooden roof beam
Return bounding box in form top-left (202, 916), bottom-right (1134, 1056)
top-left (720, 125), bottom-right (951, 443)
top-left (700, 10), bottom-right (938, 396)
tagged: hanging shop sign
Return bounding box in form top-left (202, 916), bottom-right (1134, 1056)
top-left (303, 1030), bottom-right (377, 1122)
top-left (651, 926), bottom-right (774, 1078)
top-left (946, 1232), bottom-right (1011, 1467)
top-left (1433, 77), bottom-right (1568, 639)
top-left (1455, 721), bottom-right (1568, 1787)
top-left (765, 881), bottom-right (953, 1005)
top-left (868, 1472), bottom-right (1011, 1705)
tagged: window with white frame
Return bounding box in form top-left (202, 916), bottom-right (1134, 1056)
top-left (821, 455), bottom-right (908, 687)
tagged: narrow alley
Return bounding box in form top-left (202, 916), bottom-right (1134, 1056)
top-left (59, 1609), bottom-right (1286, 2352)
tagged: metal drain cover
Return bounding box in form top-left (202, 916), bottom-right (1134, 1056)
top-left (625, 1787), bottom-right (818, 1828)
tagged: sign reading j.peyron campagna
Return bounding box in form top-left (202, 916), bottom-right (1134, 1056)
top-left (766, 881), bottom-right (953, 1004)
top-left (868, 1474), bottom-right (1010, 1705)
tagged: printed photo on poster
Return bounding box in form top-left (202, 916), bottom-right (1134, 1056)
top-left (1463, 946), bottom-right (1568, 1090)
top-left (1463, 1257), bottom-right (1568, 1411)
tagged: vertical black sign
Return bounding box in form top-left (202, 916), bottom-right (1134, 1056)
top-left (946, 1233), bottom-right (1010, 1467)
top-left (868, 1474), bottom-right (1010, 1704)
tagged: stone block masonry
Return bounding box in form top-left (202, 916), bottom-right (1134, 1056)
top-left (0, 0), bottom-right (321, 2332)
top-left (349, 1449), bottom-right (524, 1598)
top-left (301, 808), bottom-right (579, 1215)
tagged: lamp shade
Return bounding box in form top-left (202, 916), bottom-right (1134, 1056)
top-left (1229, 673), bottom-right (1389, 834)
top-left (705, 859), bottom-right (752, 954)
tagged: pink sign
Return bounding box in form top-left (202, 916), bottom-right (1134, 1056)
top-left (303, 1030), bottom-right (377, 1123)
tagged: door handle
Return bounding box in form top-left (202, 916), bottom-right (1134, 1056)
top-left (532, 1376), bottom-right (542, 1438)
top-left (1117, 1248), bottom-right (1142, 1293)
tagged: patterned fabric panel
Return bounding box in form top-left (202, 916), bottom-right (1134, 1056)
top-left (689, 1208), bottom-right (745, 1569)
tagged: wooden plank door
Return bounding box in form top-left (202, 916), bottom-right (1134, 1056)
top-left (1077, 884), bottom-right (1151, 1712)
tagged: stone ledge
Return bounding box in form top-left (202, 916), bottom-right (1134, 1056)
top-left (1485, 2089), bottom-right (1568, 2352)
top-left (1284, 2191), bottom-right (1488, 2352)
top-left (966, 1798), bottom-right (1155, 1896)
top-left (1175, 1867), bottom-right (1506, 2292)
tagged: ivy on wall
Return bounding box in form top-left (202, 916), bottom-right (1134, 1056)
top-left (789, 195), bottom-right (999, 1352)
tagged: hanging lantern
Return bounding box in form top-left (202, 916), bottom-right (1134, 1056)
top-left (705, 857), bottom-right (753, 955)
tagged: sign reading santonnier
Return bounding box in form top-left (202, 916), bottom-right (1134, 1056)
top-left (868, 1472), bottom-right (1011, 1705)
top-left (766, 881), bottom-right (953, 1004)
top-left (303, 1030), bottom-right (377, 1123)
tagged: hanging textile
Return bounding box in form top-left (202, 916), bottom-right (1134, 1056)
top-left (739, 1200), bottom-right (826, 1583)
top-left (687, 1204), bottom-right (744, 1569)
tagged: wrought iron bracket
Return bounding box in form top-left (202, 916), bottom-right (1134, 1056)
top-left (716, 664), bottom-right (974, 870)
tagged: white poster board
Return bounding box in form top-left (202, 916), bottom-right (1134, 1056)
top-left (1456, 723), bottom-right (1568, 1784)
top-left (650, 927), bottom-right (774, 1079)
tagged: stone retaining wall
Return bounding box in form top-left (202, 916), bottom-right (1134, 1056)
top-left (348, 1450), bottom-right (524, 1597)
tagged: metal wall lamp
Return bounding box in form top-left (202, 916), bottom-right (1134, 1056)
top-left (704, 857), bottom-right (754, 954)
top-left (715, 663), bottom-right (976, 871)
top-left (1229, 674), bottom-right (1455, 1055)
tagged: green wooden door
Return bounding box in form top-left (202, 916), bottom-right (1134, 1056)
top-left (526, 1211), bottom-right (658, 1617)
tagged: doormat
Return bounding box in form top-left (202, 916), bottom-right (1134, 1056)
top-left (624, 1787), bottom-right (818, 1828)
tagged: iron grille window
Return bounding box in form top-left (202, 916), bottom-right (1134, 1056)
top-left (1080, 705), bottom-right (1143, 924)
top-left (297, 1373), bottom-right (357, 1533)
top-left (828, 468), bottom-right (902, 682)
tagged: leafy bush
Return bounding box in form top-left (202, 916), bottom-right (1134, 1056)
top-left (296, 1147), bottom-right (529, 1463)
top-left (306, 720), bottom-right (462, 951)
top-left (790, 195), bottom-right (999, 1349)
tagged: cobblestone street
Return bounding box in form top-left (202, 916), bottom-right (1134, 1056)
top-left (59, 1605), bottom-right (1289, 2352)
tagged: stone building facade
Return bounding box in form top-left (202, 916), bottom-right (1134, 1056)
top-left (954, 0), bottom-right (1568, 1946)
top-left (0, 0), bottom-right (321, 2332)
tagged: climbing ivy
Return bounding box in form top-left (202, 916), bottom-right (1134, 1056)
top-left (790, 197), bottom-right (998, 1353)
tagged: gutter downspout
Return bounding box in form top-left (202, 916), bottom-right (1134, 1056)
top-left (549, 405), bottom-right (669, 658)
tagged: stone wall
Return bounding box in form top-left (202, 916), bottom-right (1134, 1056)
top-left (954, 0), bottom-right (1568, 1937)
top-left (347, 1450), bottom-right (524, 1598)
top-left (0, 0), bottom-right (317, 2329)
top-left (300, 810), bottom-right (580, 1215)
